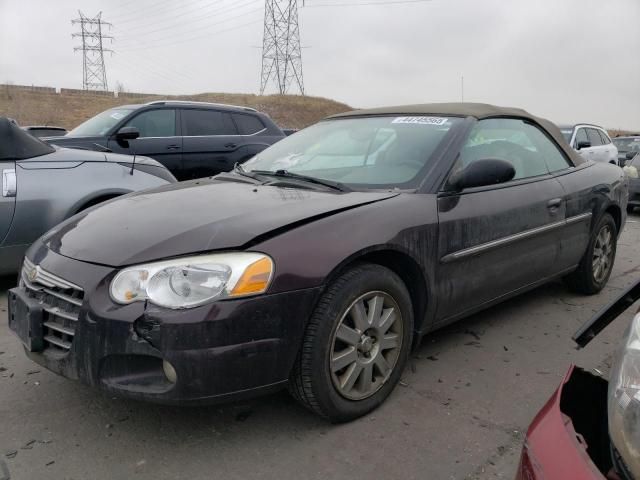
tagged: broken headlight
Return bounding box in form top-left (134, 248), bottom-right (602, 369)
top-left (110, 252), bottom-right (273, 309)
top-left (609, 312), bottom-right (640, 479)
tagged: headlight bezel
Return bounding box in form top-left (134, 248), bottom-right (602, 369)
top-left (109, 252), bottom-right (274, 309)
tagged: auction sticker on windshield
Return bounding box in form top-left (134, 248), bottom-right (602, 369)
top-left (392, 117), bottom-right (448, 126)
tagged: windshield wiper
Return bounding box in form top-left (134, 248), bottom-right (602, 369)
top-left (251, 169), bottom-right (348, 192)
top-left (229, 163), bottom-right (264, 183)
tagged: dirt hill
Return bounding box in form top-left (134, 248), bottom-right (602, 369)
top-left (0, 85), bottom-right (352, 131)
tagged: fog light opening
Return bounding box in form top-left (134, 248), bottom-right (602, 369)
top-left (162, 360), bottom-right (177, 384)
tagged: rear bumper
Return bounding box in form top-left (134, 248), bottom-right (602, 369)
top-left (515, 366), bottom-right (611, 480)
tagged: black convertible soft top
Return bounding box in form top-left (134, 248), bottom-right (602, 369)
top-left (0, 117), bottom-right (55, 160)
top-left (329, 102), bottom-right (585, 166)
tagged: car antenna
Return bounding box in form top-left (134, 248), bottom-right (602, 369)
top-left (129, 140), bottom-right (136, 175)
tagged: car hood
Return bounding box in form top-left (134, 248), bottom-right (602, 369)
top-left (18, 146), bottom-right (160, 167)
top-left (43, 134), bottom-right (102, 144)
top-left (42, 179), bottom-right (398, 267)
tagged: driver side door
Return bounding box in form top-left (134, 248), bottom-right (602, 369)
top-left (434, 118), bottom-right (566, 326)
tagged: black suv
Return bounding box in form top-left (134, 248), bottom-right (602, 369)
top-left (44, 101), bottom-right (286, 181)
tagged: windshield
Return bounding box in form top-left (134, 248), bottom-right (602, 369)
top-left (68, 108), bottom-right (135, 136)
top-left (243, 116), bottom-right (462, 189)
top-left (560, 129), bottom-right (573, 142)
top-left (613, 137), bottom-right (640, 153)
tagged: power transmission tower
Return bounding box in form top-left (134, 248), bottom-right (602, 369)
top-left (72, 11), bottom-right (113, 91)
top-left (260, 0), bottom-right (305, 96)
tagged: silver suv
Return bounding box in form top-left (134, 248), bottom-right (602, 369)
top-left (560, 124), bottom-right (619, 165)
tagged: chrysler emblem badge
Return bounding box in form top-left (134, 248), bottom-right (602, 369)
top-left (27, 266), bottom-right (38, 283)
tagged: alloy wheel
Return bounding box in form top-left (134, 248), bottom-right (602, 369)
top-left (329, 291), bottom-right (403, 401)
top-left (592, 224), bottom-right (614, 283)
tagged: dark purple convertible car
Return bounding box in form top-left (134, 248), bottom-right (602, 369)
top-left (8, 103), bottom-right (628, 422)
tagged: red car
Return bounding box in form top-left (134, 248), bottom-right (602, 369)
top-left (516, 280), bottom-right (640, 480)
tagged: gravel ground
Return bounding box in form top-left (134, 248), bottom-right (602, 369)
top-left (1, 217), bottom-right (639, 480)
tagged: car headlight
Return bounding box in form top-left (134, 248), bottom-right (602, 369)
top-left (608, 312), bottom-right (640, 479)
top-left (623, 165), bottom-right (638, 179)
top-left (110, 252), bottom-right (274, 309)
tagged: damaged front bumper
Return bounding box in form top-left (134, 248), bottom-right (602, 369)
top-left (516, 366), bottom-right (613, 480)
top-left (7, 245), bottom-right (321, 405)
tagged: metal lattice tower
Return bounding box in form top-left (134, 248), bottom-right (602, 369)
top-left (72, 11), bottom-right (113, 91)
top-left (260, 0), bottom-right (304, 95)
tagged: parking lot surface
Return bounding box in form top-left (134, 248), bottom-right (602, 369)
top-left (1, 218), bottom-right (639, 480)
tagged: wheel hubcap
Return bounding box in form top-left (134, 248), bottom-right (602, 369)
top-left (329, 291), bottom-right (403, 401)
top-left (592, 225), bottom-right (614, 283)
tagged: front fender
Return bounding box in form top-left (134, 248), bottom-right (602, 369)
top-left (253, 193), bottom-right (439, 327)
top-left (3, 162), bottom-right (170, 250)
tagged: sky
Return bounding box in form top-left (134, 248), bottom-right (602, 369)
top-left (1, 0), bottom-right (639, 130)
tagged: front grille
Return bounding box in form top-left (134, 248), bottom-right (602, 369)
top-left (21, 258), bottom-right (84, 354)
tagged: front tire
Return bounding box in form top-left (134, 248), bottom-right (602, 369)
top-left (289, 264), bottom-right (413, 423)
top-left (564, 213), bottom-right (617, 294)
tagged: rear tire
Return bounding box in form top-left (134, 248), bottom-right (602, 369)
top-left (564, 213), bottom-right (617, 295)
top-left (288, 264), bottom-right (413, 423)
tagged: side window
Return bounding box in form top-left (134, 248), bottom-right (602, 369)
top-left (587, 128), bottom-right (603, 147)
top-left (575, 128), bottom-right (589, 147)
top-left (598, 130), bottom-right (611, 145)
top-left (124, 109), bottom-right (176, 138)
top-left (182, 110), bottom-right (237, 136)
top-left (456, 118), bottom-right (549, 181)
top-left (522, 123), bottom-right (572, 172)
top-left (232, 113), bottom-right (266, 135)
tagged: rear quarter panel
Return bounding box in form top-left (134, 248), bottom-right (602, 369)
top-left (554, 161), bottom-right (627, 268)
top-left (564, 161), bottom-right (626, 227)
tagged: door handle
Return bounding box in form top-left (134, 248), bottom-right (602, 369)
top-left (547, 198), bottom-right (562, 213)
top-left (224, 143), bottom-right (237, 149)
top-left (166, 144), bottom-right (181, 150)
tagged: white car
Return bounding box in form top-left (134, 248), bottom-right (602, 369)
top-left (560, 124), bottom-right (619, 165)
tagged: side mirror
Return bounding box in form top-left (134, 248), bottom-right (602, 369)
top-left (115, 126), bottom-right (140, 145)
top-left (449, 159), bottom-right (515, 191)
top-left (576, 140), bottom-right (591, 150)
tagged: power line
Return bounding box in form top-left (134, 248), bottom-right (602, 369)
top-left (260, 0), bottom-right (305, 95)
top-left (117, 10), bottom-right (263, 52)
top-left (112, 0), bottom-right (224, 28)
top-left (72, 11), bottom-right (113, 91)
top-left (107, 0), bottom-right (181, 22)
top-left (303, 0), bottom-right (431, 6)
top-left (115, 0), bottom-right (259, 46)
